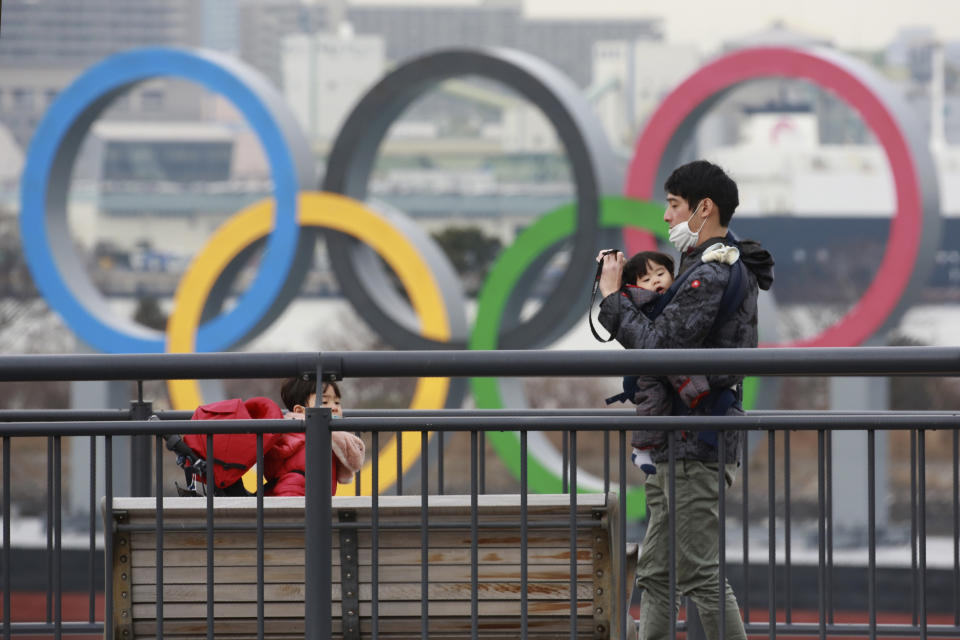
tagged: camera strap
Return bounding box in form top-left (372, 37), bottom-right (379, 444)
top-left (589, 259), bottom-right (616, 343)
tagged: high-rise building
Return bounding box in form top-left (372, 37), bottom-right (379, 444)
top-left (238, 0), bottom-right (331, 89)
top-left (0, 0), bottom-right (201, 69)
top-left (520, 19), bottom-right (662, 88)
top-left (0, 0), bottom-right (204, 149)
top-left (592, 40), bottom-right (702, 148)
top-left (282, 27), bottom-right (386, 142)
top-left (201, 0), bottom-right (241, 54)
top-left (234, 0), bottom-right (662, 90)
top-left (344, 1), bottom-right (662, 87)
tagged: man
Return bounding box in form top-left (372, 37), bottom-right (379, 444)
top-left (597, 160), bottom-right (774, 640)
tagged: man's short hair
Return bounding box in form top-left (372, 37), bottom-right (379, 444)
top-left (280, 377), bottom-right (340, 411)
top-left (664, 160), bottom-right (739, 227)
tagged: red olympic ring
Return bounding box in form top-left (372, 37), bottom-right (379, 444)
top-left (624, 46), bottom-right (936, 348)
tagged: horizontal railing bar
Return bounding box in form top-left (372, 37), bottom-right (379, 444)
top-left (3, 408), bottom-right (958, 425)
top-left (0, 352), bottom-right (319, 381)
top-left (0, 347), bottom-right (959, 382)
top-left (322, 347), bottom-right (960, 378)
top-left (0, 409), bottom-right (132, 422)
top-left (7, 408), bottom-right (959, 422)
top-left (0, 419), bottom-right (297, 437)
top-left (5, 412), bottom-right (960, 436)
top-left (344, 409), bottom-right (639, 417)
top-left (334, 415), bottom-right (960, 432)
top-left (155, 410), bottom-right (194, 420)
top-left (743, 623), bottom-right (960, 637)
top-left (344, 408), bottom-right (960, 417)
top-left (8, 621), bottom-right (959, 637)
top-left (116, 519), bottom-right (605, 532)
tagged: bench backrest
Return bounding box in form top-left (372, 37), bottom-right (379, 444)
top-left (108, 493), bottom-right (636, 639)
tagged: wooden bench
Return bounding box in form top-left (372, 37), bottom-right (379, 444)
top-left (107, 493), bottom-right (638, 639)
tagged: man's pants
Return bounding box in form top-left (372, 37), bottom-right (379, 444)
top-left (636, 460), bottom-right (747, 640)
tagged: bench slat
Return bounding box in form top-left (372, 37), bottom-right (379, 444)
top-left (131, 564), bottom-right (593, 585)
top-left (131, 547), bottom-right (594, 568)
top-left (132, 598), bottom-right (594, 619)
top-left (132, 581), bottom-right (593, 604)
top-left (130, 529), bottom-right (587, 550)
top-left (113, 494), bottom-right (607, 519)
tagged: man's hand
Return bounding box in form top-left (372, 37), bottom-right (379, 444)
top-left (596, 249), bottom-right (625, 297)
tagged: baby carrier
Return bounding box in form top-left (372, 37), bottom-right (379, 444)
top-left (605, 237), bottom-right (750, 447)
top-left (165, 397), bottom-right (283, 496)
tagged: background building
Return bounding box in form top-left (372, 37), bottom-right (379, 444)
top-left (592, 40), bottom-right (703, 148)
top-left (2, 2), bottom-right (960, 305)
top-left (236, 0), bottom-right (662, 89)
top-left (0, 0), bottom-right (205, 149)
top-left (281, 27), bottom-right (386, 143)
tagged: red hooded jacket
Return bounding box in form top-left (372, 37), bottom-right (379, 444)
top-left (184, 398), bottom-right (338, 495)
top-left (262, 432), bottom-right (341, 496)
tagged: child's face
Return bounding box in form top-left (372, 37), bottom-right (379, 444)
top-left (321, 385), bottom-right (342, 418)
top-left (292, 386), bottom-right (342, 418)
top-left (635, 260), bottom-right (673, 294)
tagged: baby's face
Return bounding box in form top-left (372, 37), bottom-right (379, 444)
top-left (635, 260), bottom-right (673, 294)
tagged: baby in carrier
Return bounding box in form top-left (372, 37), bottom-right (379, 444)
top-left (604, 251), bottom-right (715, 474)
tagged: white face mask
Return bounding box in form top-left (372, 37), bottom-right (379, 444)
top-left (668, 200), bottom-right (707, 253)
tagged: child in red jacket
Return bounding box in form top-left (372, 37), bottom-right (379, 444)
top-left (263, 378), bottom-right (365, 496)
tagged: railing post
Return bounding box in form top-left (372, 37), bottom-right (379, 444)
top-left (305, 404), bottom-right (333, 640)
top-left (686, 600), bottom-right (707, 640)
top-left (129, 386), bottom-right (153, 497)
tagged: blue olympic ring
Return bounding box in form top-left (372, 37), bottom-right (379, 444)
top-left (20, 47), bottom-right (311, 353)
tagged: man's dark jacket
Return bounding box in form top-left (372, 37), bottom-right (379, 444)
top-left (598, 234), bottom-right (774, 464)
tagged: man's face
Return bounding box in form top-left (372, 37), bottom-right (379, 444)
top-left (663, 193), bottom-right (694, 229)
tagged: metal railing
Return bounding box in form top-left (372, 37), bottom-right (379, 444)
top-left (0, 347), bottom-right (959, 639)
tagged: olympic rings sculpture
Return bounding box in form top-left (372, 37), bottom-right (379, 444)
top-left (21, 45), bottom-right (939, 514)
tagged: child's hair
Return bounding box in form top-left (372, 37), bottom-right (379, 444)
top-left (622, 251), bottom-right (675, 288)
top-left (280, 378), bottom-right (340, 412)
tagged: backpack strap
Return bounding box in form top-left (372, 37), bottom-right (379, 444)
top-left (605, 375), bottom-right (639, 405)
top-left (641, 263), bottom-right (697, 320)
top-left (693, 234), bottom-right (749, 446)
top-left (710, 257), bottom-right (748, 334)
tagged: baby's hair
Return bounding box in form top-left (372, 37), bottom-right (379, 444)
top-left (280, 377), bottom-right (341, 412)
top-left (622, 251), bottom-right (675, 287)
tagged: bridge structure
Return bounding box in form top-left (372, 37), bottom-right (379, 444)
top-left (1, 347), bottom-right (959, 639)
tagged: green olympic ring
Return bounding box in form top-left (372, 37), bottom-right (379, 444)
top-left (469, 195), bottom-right (757, 519)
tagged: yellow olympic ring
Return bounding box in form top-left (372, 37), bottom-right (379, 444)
top-left (165, 190), bottom-right (451, 495)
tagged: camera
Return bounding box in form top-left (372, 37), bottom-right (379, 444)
top-left (595, 248), bottom-right (621, 282)
top-left (590, 248), bottom-right (622, 342)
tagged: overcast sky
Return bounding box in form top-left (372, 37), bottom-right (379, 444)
top-left (352, 0), bottom-right (960, 54)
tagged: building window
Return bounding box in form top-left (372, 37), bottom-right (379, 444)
top-left (12, 88), bottom-right (35, 111)
top-left (141, 90), bottom-right (164, 112)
